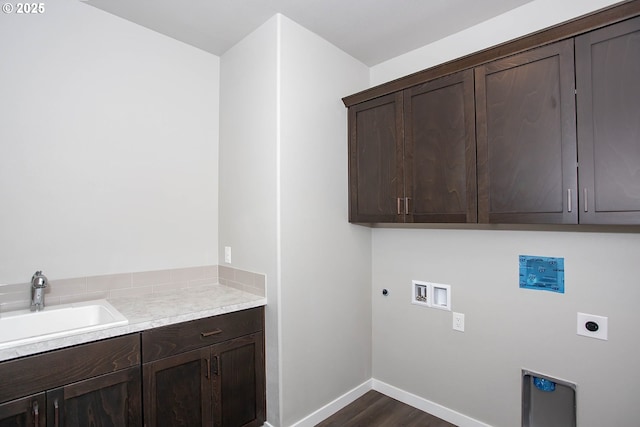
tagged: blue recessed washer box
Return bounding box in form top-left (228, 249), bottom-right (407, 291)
top-left (519, 255), bottom-right (565, 293)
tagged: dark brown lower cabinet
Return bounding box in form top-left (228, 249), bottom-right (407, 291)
top-left (142, 308), bottom-right (266, 427)
top-left (212, 334), bottom-right (265, 427)
top-left (0, 393), bottom-right (46, 427)
top-left (0, 334), bottom-right (141, 427)
top-left (143, 334), bottom-right (265, 427)
top-left (0, 309), bottom-right (265, 427)
top-left (47, 367), bottom-right (141, 427)
top-left (143, 348), bottom-right (212, 427)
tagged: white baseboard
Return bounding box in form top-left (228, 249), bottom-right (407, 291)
top-left (372, 379), bottom-right (492, 427)
top-left (271, 378), bottom-right (491, 427)
top-left (288, 379), bottom-right (372, 427)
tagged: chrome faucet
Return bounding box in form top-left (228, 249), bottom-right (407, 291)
top-left (30, 270), bottom-right (48, 311)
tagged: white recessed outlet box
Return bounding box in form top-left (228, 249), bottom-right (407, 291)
top-left (577, 312), bottom-right (608, 340)
top-left (411, 280), bottom-right (451, 311)
top-left (431, 283), bottom-right (451, 311)
top-left (411, 280), bottom-right (430, 307)
top-left (224, 246), bottom-right (232, 264)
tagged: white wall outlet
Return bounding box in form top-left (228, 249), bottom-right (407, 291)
top-left (453, 312), bottom-right (465, 332)
top-left (224, 246), bottom-right (232, 264)
top-left (411, 280), bottom-right (430, 307)
top-left (577, 312), bottom-right (608, 340)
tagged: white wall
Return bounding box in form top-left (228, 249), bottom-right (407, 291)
top-left (371, 0), bottom-right (622, 85)
top-left (373, 228), bottom-right (640, 427)
top-left (219, 14), bottom-right (371, 426)
top-left (219, 16), bottom-right (281, 424)
top-left (0, 0), bottom-right (219, 284)
top-left (368, 1), bottom-right (637, 426)
top-left (278, 16), bottom-right (371, 426)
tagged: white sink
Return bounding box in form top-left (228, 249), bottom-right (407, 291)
top-left (0, 299), bottom-right (128, 349)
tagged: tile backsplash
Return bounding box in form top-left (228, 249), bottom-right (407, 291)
top-left (0, 265), bottom-right (265, 312)
top-left (218, 265), bottom-right (266, 298)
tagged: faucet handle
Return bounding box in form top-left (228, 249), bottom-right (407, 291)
top-left (31, 270), bottom-right (48, 288)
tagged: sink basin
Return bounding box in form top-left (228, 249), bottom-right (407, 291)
top-left (0, 299), bottom-right (128, 349)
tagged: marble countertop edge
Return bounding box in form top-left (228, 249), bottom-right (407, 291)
top-left (0, 284), bottom-right (266, 362)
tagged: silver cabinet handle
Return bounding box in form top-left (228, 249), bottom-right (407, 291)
top-left (32, 401), bottom-right (39, 427)
top-left (567, 189), bottom-right (572, 212)
top-left (54, 399), bottom-right (59, 427)
top-left (397, 198), bottom-right (402, 215)
top-left (584, 188), bottom-right (588, 212)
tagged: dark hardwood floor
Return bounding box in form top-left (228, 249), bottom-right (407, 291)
top-left (314, 390), bottom-right (457, 427)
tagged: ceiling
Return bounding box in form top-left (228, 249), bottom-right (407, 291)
top-left (82, 0), bottom-right (535, 66)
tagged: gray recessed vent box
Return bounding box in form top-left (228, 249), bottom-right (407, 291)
top-left (522, 370), bottom-right (576, 427)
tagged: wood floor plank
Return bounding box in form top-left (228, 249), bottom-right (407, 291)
top-left (315, 390), bottom-right (457, 427)
top-left (315, 390), bottom-right (382, 426)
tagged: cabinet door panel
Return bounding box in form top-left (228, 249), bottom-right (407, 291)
top-left (576, 16), bottom-right (640, 224)
top-left (212, 333), bottom-right (265, 427)
top-left (143, 348), bottom-right (211, 427)
top-left (404, 69), bottom-right (477, 222)
top-left (349, 92), bottom-right (404, 222)
top-left (48, 366), bottom-right (141, 427)
top-left (476, 39), bottom-right (577, 223)
top-left (0, 394), bottom-right (45, 427)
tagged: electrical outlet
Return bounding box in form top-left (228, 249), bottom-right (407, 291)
top-left (453, 312), bottom-right (465, 332)
top-left (577, 312), bottom-right (607, 340)
top-left (224, 246), bottom-right (232, 264)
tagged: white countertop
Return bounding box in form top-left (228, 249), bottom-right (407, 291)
top-left (0, 283), bottom-right (266, 362)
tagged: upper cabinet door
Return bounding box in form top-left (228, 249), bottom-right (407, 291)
top-left (475, 40), bottom-right (578, 224)
top-left (404, 69), bottom-right (477, 223)
top-left (576, 17), bottom-right (640, 224)
top-left (348, 92), bottom-right (404, 223)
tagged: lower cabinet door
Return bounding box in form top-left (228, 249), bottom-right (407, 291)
top-left (0, 393), bottom-right (46, 427)
top-left (143, 348), bottom-right (212, 427)
top-left (47, 366), bottom-right (141, 427)
top-left (212, 333), bottom-right (265, 427)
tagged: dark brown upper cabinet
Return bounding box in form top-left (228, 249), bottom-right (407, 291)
top-left (348, 92), bottom-right (404, 223)
top-left (345, 1), bottom-right (640, 226)
top-left (404, 69), bottom-right (477, 223)
top-left (348, 70), bottom-right (476, 223)
top-left (475, 39), bottom-right (578, 224)
top-left (576, 16), bottom-right (640, 224)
